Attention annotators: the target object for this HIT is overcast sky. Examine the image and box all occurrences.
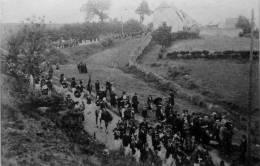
[0,0,259,26]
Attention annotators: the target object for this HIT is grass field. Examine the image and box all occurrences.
[168,35,259,52]
[140,37,259,112]
[138,37,260,147]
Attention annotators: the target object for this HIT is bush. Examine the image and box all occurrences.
[150,63,161,67]
[167,66,191,79]
[151,22,172,47]
[166,50,259,60]
[171,31,200,41]
[100,37,113,47]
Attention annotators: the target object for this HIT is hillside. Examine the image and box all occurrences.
[1,74,86,165]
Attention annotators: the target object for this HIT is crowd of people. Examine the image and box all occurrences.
[77,62,88,74]
[111,91,230,165]
[33,66,247,166]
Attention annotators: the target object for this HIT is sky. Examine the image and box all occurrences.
[0,0,259,26]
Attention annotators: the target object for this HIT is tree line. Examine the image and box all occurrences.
[45,19,145,42]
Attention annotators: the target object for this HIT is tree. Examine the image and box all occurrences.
[123,19,143,34]
[151,22,172,47]
[135,1,152,23]
[236,15,251,34]
[80,0,111,22]
[5,16,50,80]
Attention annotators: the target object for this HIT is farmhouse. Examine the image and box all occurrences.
[151,3,199,33]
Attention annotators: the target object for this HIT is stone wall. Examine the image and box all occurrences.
[167,50,259,60]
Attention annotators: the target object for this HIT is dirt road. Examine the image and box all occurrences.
[55,37,230,165]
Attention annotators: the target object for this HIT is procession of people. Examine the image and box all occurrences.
[32,64,247,166]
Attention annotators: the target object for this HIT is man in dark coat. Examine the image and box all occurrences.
[87,82,92,95]
[142,106,148,119]
[239,134,247,163]
[46,79,53,91]
[83,63,88,73]
[59,74,65,85]
[122,130,131,148]
[132,93,139,113]
[155,104,164,121]
[138,128,147,145]
[77,80,84,93]
[48,66,53,79]
[40,76,46,88]
[110,92,117,107]
[87,76,92,91]
[95,80,100,94]
[169,91,175,106]
[71,77,77,88]
[105,81,112,96]
[147,95,153,110]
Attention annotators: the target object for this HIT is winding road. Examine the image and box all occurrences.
[54,37,230,166]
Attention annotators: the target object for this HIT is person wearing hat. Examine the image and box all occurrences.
[85,92,92,105]
[142,106,148,119]
[105,81,112,96]
[95,80,100,95]
[41,82,49,95]
[77,80,84,93]
[71,77,77,89]
[40,75,46,88]
[155,103,164,121]
[239,134,247,163]
[139,118,148,132]
[110,91,117,107]
[152,133,161,153]
[66,94,75,109]
[132,93,139,113]
[169,90,175,106]
[59,74,65,85]
[147,95,153,110]
[48,65,53,79]
[122,129,132,155]
[87,78,92,95]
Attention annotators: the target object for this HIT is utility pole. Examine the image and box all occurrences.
[247,9,254,166]
[121,8,128,35]
[121,15,124,35]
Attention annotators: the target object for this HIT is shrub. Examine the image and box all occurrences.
[151,22,172,47]
[150,63,161,67]
[100,37,113,47]
[167,66,191,79]
[171,31,200,40]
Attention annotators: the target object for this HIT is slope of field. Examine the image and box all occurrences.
[139,35,259,111]
[168,36,259,52]
[58,38,207,114]
[60,43,105,63]
[137,36,260,150]
[1,74,87,166]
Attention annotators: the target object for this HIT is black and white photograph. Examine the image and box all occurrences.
[0,0,259,165]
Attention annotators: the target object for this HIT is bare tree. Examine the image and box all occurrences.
[135,1,152,23]
[80,0,111,22]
